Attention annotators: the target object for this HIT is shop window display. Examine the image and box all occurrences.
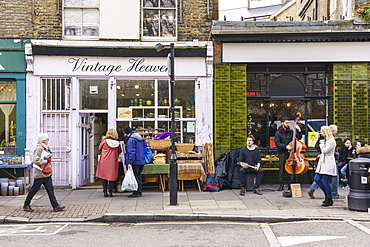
[80,80,108,110]
[116,80,195,143]
[0,81,17,152]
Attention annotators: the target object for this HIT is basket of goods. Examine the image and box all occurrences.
[176,143,195,153]
[149,139,171,149]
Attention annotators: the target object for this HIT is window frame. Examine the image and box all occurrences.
[141,0,177,41]
[62,0,100,40]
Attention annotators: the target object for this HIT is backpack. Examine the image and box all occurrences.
[203,174,220,192]
[144,146,153,164]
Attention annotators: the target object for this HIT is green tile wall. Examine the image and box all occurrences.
[214,63,247,158]
[332,63,369,143]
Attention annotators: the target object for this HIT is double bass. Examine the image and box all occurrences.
[285,112,309,175]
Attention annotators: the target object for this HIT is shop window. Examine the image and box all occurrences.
[142,0,176,39]
[248,100,326,149]
[42,79,70,110]
[80,80,108,110]
[116,79,195,143]
[0,81,16,149]
[247,63,329,149]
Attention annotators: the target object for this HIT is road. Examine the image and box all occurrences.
[0,220,369,246]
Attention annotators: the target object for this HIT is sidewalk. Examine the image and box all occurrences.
[1,184,369,224]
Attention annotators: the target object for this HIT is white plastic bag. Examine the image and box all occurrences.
[122,167,138,191]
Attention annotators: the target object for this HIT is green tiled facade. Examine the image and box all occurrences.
[332,63,369,143]
[214,63,247,158]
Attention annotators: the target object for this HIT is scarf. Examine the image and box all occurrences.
[278,126,291,137]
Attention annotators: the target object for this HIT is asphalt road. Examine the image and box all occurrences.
[0,220,369,247]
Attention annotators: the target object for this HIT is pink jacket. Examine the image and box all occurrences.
[96,139,122,181]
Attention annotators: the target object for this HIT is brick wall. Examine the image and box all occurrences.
[177,0,218,41]
[0,0,62,39]
[332,63,369,143]
[213,63,247,158]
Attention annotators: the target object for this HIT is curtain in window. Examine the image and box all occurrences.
[0,82,16,143]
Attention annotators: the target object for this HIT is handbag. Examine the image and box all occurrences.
[122,167,138,191]
[42,167,52,174]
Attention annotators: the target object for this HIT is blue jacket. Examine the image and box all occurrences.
[126,132,146,165]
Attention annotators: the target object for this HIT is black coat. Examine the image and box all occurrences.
[214,148,243,189]
[274,127,302,154]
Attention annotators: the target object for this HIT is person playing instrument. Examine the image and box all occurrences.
[274,117,302,191]
[314,126,337,207]
[238,135,264,196]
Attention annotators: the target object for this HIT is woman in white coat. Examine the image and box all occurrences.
[314,126,337,207]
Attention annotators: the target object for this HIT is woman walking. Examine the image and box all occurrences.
[314,126,337,207]
[96,128,122,197]
[23,133,65,212]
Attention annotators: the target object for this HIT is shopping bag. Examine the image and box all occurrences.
[122,167,138,191]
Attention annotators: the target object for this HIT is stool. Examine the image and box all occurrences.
[246,173,255,191]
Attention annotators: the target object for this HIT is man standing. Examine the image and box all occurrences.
[239,136,264,195]
[124,126,146,198]
[274,117,302,191]
[307,124,344,199]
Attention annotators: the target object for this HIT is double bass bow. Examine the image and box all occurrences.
[285,112,309,175]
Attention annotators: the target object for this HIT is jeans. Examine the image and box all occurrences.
[131,165,144,194]
[341,164,348,179]
[314,173,333,199]
[239,167,264,188]
[24,176,59,208]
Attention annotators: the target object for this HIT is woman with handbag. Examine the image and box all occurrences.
[23,133,65,212]
[96,128,122,197]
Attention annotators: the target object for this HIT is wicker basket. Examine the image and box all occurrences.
[143,175,159,183]
[149,139,171,149]
[176,143,195,153]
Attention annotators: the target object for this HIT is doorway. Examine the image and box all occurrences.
[78,113,107,187]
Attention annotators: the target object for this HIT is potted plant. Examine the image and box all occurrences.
[355,4,370,23]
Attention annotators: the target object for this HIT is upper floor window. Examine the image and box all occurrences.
[142,0,176,39]
[63,0,100,37]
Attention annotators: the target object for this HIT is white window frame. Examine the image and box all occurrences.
[62,0,100,40]
[141,0,177,41]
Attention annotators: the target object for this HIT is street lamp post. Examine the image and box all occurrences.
[155,43,178,205]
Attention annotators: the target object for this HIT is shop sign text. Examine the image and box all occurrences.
[68,57,168,76]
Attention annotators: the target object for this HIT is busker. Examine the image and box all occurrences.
[238,135,264,196]
[274,117,302,191]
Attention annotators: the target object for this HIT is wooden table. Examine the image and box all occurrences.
[0,164,32,195]
[178,163,206,192]
[142,164,169,192]
[141,163,206,192]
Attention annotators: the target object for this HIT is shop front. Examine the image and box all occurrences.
[212,21,370,159]
[26,41,213,188]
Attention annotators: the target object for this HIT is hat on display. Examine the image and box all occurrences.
[124,126,132,134]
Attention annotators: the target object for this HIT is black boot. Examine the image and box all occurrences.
[102,179,108,197]
[321,198,333,207]
[108,190,113,197]
[278,184,284,191]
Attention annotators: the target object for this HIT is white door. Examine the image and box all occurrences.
[42,113,71,187]
[79,113,90,186]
